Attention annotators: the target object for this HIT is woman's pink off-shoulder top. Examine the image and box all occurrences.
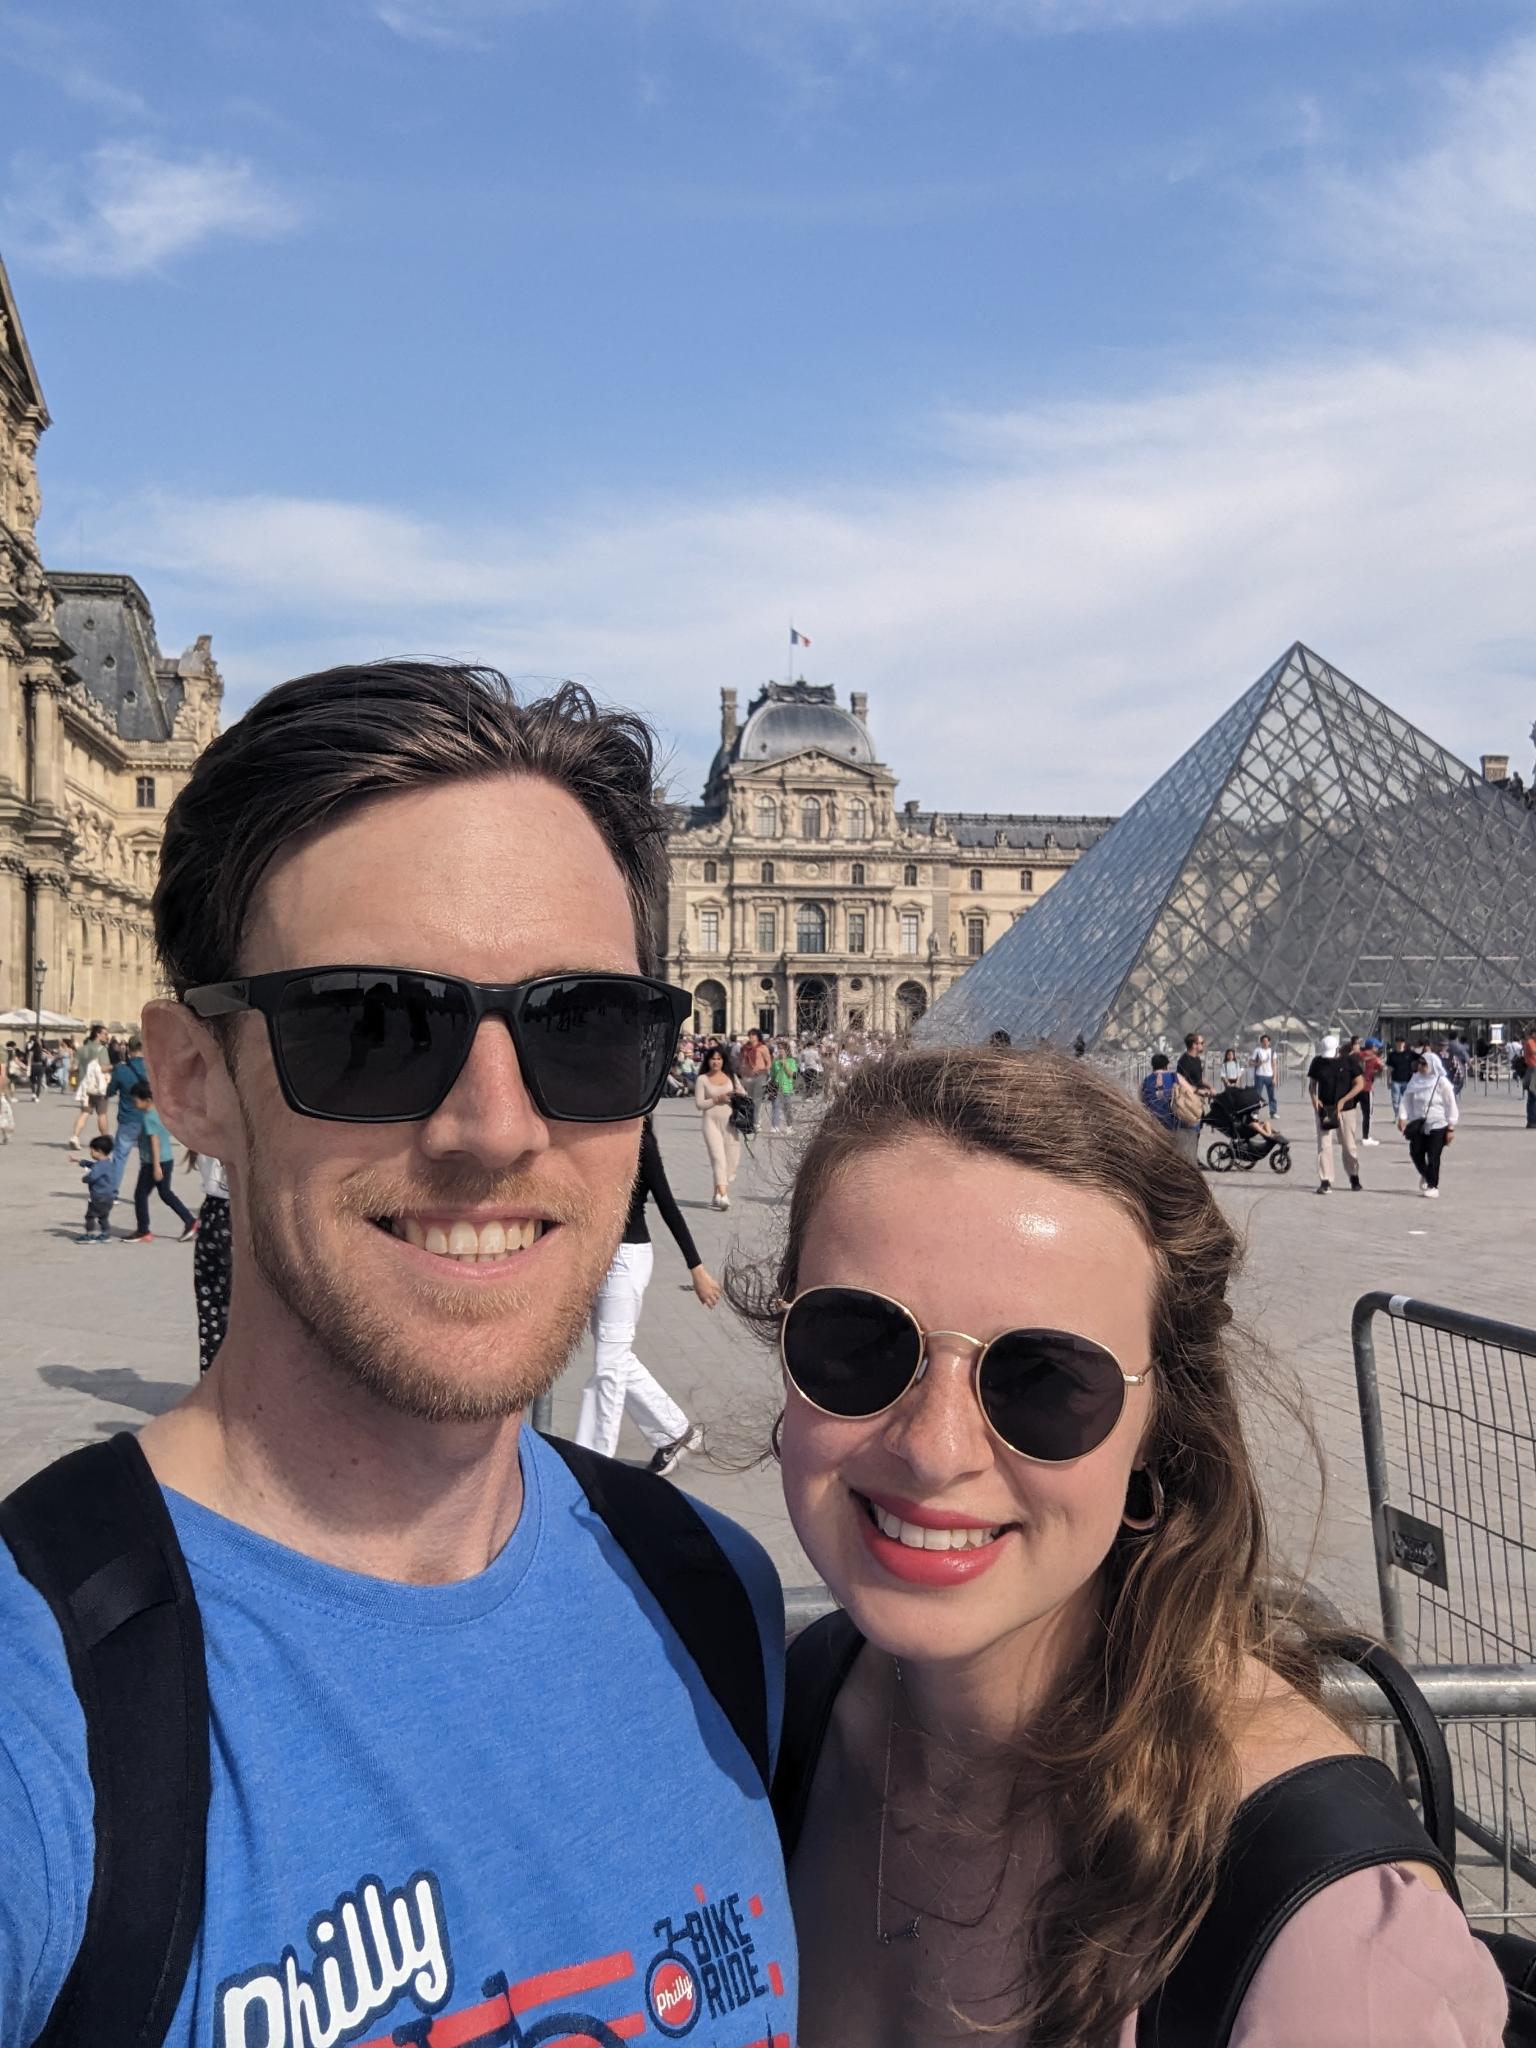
[1116,1865,1509,2046]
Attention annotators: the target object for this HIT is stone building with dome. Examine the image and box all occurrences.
[662,678,1115,1038]
[1,252,222,1025]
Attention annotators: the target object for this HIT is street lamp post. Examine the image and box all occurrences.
[32,957,47,1102]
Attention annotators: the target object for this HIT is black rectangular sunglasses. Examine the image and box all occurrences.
[183,966,693,1125]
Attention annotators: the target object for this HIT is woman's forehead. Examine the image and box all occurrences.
[801,1137,1157,1338]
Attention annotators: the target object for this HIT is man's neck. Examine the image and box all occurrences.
[138,1332,527,1587]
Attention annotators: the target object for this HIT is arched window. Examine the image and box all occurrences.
[755,796,779,840]
[800,797,822,841]
[847,799,867,841]
[851,861,866,887]
[795,903,827,954]
[1020,868,1034,891]
[903,863,918,887]
[703,860,717,883]
[969,868,983,892]
[761,859,775,884]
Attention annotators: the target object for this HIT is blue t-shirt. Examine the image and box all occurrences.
[0,1431,797,2048]
[136,1106,175,1164]
[106,1056,149,1136]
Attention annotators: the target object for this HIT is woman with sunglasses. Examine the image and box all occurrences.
[695,1043,746,1211]
[751,1047,1504,2047]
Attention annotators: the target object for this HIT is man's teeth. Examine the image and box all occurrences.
[870,1502,1000,1551]
[394,1217,546,1262]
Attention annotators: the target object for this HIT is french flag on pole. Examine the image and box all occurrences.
[790,627,811,647]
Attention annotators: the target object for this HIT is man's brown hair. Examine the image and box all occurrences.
[154,661,670,991]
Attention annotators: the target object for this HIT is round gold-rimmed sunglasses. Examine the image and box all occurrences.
[778,1284,1149,1464]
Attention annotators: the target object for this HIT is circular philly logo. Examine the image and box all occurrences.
[645,1950,701,2038]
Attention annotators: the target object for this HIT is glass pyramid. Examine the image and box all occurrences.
[917,643,1536,1060]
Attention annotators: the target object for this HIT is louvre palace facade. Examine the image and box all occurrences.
[661,679,1115,1038]
[1,252,222,1025]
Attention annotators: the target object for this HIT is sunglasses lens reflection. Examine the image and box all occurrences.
[782,1288,922,1417]
[979,1330,1127,1461]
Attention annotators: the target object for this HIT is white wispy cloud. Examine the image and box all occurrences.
[4,142,299,279]
[1305,33,1536,317]
[77,330,1536,814]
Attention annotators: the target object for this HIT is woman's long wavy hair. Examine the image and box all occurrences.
[732,1044,1341,2047]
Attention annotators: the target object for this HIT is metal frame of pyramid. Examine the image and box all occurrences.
[917,644,1536,1060]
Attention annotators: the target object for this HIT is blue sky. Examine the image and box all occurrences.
[4,0,1535,811]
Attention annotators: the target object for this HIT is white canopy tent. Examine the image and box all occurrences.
[0,1008,90,1032]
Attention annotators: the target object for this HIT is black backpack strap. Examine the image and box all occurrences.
[1136,1754,1458,2048]
[1327,1632,1459,1859]
[540,1435,770,1792]
[771,1608,864,1860]
[0,1431,209,2048]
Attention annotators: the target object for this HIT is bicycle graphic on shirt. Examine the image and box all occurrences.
[390,1971,628,2048]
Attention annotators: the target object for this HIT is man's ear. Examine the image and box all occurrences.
[141,999,243,1158]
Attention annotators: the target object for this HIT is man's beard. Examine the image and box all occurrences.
[238,1104,619,1424]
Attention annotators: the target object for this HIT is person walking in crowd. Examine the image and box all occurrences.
[1386,1036,1416,1120]
[695,1042,746,1209]
[0,661,794,2048]
[574,1114,718,1475]
[188,1152,232,1371]
[1219,1046,1243,1088]
[1176,1030,1210,1096]
[1139,1049,1180,1133]
[69,1033,111,1152]
[1308,1031,1366,1194]
[798,1036,824,1098]
[1250,1032,1278,1117]
[1171,1031,1211,1162]
[769,1036,799,1131]
[1352,1035,1384,1145]
[737,1026,772,1125]
[126,1079,199,1244]
[1523,1024,1536,1129]
[760,1046,1505,2047]
[78,1134,116,1242]
[1398,1052,1459,1199]
[104,1033,150,1193]
[27,1037,46,1103]
[1444,1032,1470,1096]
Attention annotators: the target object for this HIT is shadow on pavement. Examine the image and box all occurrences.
[38,1364,188,1417]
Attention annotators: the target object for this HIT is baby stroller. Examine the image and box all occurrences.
[1204,1085,1291,1174]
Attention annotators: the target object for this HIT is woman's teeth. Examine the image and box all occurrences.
[388,1217,546,1262]
[868,1501,1001,1551]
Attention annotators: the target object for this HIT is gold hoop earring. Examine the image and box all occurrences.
[1121,1466,1164,1536]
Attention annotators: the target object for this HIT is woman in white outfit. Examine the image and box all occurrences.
[695,1045,745,1210]
[575,1115,721,1475]
[1398,1053,1459,1198]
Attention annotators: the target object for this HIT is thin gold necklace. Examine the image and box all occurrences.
[876,1659,1012,1947]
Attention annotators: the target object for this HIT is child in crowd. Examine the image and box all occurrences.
[127,1080,199,1244]
[80,1134,116,1241]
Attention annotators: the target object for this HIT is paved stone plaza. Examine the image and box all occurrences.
[2,1076,1533,1626]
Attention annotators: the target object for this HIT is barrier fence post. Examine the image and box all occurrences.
[1351,1289,1407,1654]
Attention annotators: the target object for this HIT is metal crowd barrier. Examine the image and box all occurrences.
[1351,1292,1536,1905]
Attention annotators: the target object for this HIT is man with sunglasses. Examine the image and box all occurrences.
[0,663,797,2048]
